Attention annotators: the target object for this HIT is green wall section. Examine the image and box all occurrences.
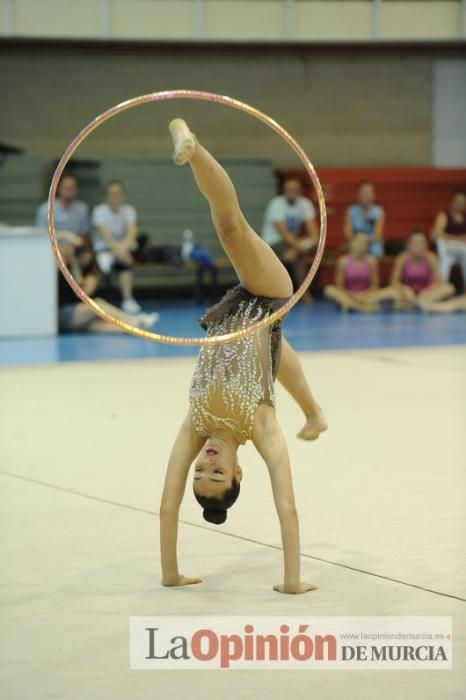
[1,154,276,251]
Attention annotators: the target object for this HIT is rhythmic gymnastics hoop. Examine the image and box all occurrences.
[48,90,327,346]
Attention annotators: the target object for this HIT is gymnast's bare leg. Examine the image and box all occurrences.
[278,337,327,440]
[170,118,293,300]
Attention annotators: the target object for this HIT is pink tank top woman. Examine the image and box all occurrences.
[343,254,372,293]
[401,253,433,294]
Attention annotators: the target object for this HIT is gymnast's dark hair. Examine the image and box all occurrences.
[193,476,241,525]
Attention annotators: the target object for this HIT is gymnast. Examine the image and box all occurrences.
[159,119,327,595]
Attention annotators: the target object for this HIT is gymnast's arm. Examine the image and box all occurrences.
[159,412,206,587]
[252,405,318,595]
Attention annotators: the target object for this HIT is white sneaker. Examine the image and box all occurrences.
[135,312,160,330]
[122,298,142,314]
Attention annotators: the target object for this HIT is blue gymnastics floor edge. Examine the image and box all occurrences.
[1,300,465,367]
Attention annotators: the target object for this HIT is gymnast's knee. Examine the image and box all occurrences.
[214,213,244,241]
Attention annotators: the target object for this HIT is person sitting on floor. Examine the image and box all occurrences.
[324,233,394,312]
[58,237,158,334]
[387,230,455,310]
[431,190,466,288]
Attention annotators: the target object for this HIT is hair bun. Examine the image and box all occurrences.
[203,508,227,525]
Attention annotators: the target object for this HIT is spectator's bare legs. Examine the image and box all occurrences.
[169,119,293,299]
[382,283,455,309]
[416,282,455,307]
[324,285,379,312]
[68,298,154,333]
[119,270,134,303]
[69,298,131,332]
[387,284,417,309]
[86,320,124,333]
[358,287,403,305]
[418,293,466,313]
[277,337,327,440]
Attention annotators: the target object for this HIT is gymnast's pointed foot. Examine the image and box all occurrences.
[297,408,328,441]
[169,118,196,165]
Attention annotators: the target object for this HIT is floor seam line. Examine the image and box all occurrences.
[1,468,464,603]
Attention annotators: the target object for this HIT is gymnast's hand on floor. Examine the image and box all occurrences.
[273,582,318,594]
[161,574,203,587]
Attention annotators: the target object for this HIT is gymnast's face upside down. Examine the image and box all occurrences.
[192,434,243,525]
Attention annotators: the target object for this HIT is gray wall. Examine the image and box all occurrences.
[432,59,466,166]
[1,45,451,167]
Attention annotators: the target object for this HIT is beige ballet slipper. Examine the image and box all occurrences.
[168,118,196,166]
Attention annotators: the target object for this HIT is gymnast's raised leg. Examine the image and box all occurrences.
[169,118,293,300]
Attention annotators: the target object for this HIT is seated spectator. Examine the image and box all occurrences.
[431,191,466,287]
[261,176,318,302]
[58,238,158,333]
[344,181,385,258]
[388,231,454,309]
[36,172,89,246]
[324,233,393,312]
[68,237,100,296]
[91,180,142,314]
